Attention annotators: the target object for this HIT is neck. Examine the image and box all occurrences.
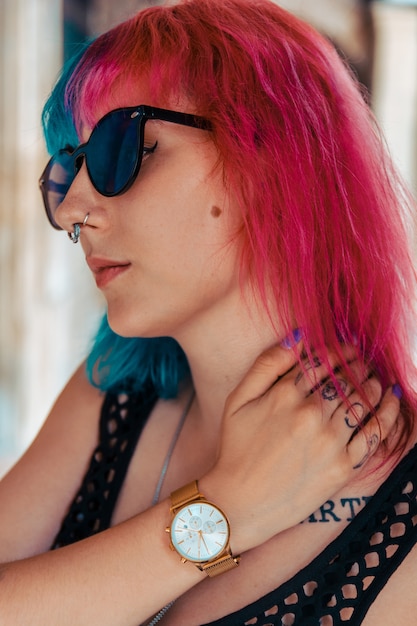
[173,288,283,428]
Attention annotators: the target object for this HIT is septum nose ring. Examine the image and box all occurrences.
[68,223,81,243]
[67,213,89,244]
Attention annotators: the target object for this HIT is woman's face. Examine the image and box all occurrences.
[54,99,243,340]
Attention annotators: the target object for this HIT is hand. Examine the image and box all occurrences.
[202,338,400,553]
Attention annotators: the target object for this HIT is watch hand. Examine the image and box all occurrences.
[200,532,210,554]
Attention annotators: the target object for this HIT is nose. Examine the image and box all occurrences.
[53,161,97,232]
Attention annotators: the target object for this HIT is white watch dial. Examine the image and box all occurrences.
[171,502,229,563]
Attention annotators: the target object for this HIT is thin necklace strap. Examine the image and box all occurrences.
[151,389,195,506]
[145,389,195,626]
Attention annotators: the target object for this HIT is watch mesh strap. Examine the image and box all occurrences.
[200,554,240,577]
[170,480,201,511]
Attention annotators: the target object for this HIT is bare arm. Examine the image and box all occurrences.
[0,364,103,562]
[0,499,205,626]
[0,344,399,625]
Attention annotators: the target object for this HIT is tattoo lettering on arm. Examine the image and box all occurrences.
[307,499,342,522]
[303,496,372,523]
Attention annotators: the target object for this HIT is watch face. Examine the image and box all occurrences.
[171,502,230,563]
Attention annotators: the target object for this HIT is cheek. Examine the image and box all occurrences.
[118,136,243,280]
[135,162,240,250]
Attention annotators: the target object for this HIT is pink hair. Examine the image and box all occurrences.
[65,0,417,449]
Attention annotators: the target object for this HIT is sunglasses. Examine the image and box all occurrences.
[39,105,212,230]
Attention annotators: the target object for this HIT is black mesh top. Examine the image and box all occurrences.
[52,388,417,625]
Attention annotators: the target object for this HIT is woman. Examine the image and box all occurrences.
[1,0,416,624]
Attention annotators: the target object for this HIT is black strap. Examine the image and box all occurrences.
[51,385,157,548]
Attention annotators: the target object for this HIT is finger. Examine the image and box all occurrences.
[370,384,402,441]
[226,338,303,412]
[347,386,401,469]
[315,375,351,404]
[293,346,363,396]
[295,361,371,422]
[331,376,382,434]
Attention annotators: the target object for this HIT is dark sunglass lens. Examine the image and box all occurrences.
[44,151,76,224]
[87,110,141,195]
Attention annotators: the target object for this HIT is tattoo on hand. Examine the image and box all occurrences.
[344,402,365,429]
[321,378,347,401]
[353,433,380,470]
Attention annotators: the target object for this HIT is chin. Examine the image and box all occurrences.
[106,319,155,339]
[106,309,175,340]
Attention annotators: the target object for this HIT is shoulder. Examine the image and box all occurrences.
[27,362,105,462]
[5,361,104,474]
[0,363,104,560]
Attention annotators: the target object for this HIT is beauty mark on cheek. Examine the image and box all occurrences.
[210,205,222,218]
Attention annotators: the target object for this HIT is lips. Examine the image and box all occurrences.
[86,256,131,289]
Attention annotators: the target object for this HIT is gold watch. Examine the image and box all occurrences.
[166,480,240,577]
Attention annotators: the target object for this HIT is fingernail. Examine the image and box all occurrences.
[392,383,403,400]
[281,328,303,349]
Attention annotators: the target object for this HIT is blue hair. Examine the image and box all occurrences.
[86,318,190,397]
[41,44,86,154]
[42,43,190,399]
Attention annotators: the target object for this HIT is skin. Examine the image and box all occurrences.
[0,97,415,625]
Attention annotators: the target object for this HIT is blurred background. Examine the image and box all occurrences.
[0,0,416,476]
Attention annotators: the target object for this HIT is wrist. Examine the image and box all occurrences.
[197,472,254,556]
